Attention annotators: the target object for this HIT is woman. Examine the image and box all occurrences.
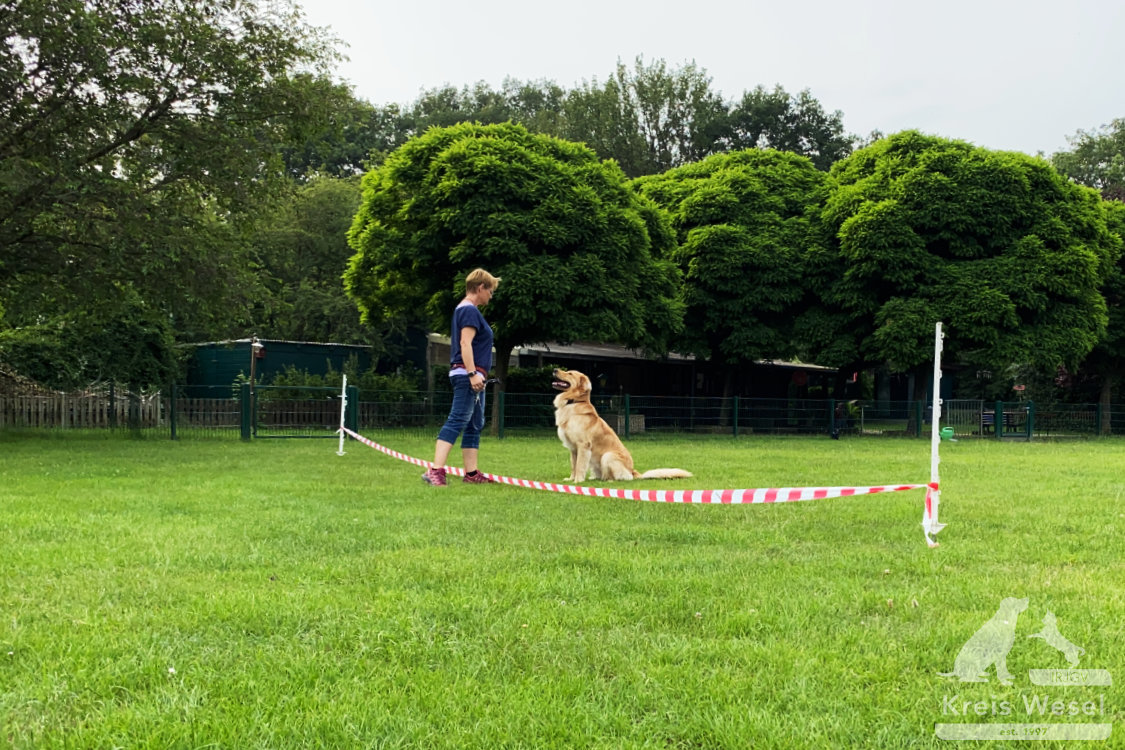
[422,268,501,487]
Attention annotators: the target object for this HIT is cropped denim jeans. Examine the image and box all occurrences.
[437,374,485,449]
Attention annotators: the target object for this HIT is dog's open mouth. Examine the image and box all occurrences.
[551,379,569,391]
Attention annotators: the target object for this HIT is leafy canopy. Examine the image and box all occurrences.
[344,122,684,374]
[249,176,368,343]
[564,56,728,178]
[634,149,830,365]
[722,85,856,171]
[1078,201,1125,390]
[1052,118,1125,202]
[820,131,1120,372]
[387,60,856,180]
[0,0,336,342]
[0,288,179,390]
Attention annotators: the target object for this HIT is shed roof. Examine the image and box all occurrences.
[427,334,836,371]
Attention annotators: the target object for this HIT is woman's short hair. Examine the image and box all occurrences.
[465,268,501,293]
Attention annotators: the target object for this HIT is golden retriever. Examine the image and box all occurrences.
[552,368,692,482]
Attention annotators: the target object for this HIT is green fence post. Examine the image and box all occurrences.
[1095,403,1103,436]
[914,400,923,438]
[828,398,836,437]
[624,394,631,439]
[733,395,739,438]
[346,386,359,432]
[240,383,252,441]
[994,400,1003,440]
[170,384,178,441]
[1026,400,1035,441]
[498,390,505,440]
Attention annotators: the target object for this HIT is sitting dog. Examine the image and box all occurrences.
[552,368,692,482]
[939,596,1029,685]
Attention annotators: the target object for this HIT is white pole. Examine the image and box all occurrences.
[336,374,348,456]
[924,322,947,545]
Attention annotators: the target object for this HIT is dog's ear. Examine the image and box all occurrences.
[579,374,591,393]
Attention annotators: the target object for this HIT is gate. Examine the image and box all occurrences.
[249,384,357,439]
[942,400,986,437]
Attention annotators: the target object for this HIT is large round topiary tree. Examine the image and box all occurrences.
[634,149,832,398]
[816,131,1120,384]
[344,122,684,396]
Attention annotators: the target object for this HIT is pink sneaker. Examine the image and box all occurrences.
[462,471,494,484]
[421,467,447,487]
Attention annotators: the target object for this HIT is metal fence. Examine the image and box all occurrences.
[167,384,241,439]
[3,386,1124,439]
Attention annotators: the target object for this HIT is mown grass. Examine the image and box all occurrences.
[1,431,1123,749]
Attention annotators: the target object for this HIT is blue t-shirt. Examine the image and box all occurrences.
[449,302,493,372]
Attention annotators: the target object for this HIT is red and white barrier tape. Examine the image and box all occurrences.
[339,426,936,506]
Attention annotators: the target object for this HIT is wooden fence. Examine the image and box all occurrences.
[0,392,163,429]
[176,398,240,428]
[257,399,341,430]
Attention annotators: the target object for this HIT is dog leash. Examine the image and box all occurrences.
[474,377,499,407]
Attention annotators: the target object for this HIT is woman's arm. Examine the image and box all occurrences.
[459,326,485,390]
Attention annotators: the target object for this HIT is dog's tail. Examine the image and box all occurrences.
[637,468,693,480]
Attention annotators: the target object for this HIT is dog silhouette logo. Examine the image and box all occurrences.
[1028,611,1085,667]
[939,596,1029,685]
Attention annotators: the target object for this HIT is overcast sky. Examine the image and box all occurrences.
[299,0,1123,157]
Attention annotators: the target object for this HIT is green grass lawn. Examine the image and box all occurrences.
[2,431,1123,749]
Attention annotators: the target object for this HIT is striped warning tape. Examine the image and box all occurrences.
[339,427,936,505]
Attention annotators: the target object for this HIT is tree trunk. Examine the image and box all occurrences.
[489,339,514,437]
[717,366,736,427]
[1100,374,1114,435]
[127,388,142,431]
[906,364,930,436]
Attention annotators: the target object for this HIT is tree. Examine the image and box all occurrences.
[1077,200,1125,426]
[279,78,413,178]
[404,78,569,143]
[816,131,1120,389]
[634,149,831,399]
[249,175,370,343]
[0,288,179,391]
[343,122,684,404]
[246,173,422,365]
[564,57,728,177]
[0,0,338,350]
[1052,118,1125,202]
[1049,119,1125,422]
[327,62,856,181]
[722,85,856,170]
[408,84,490,130]
[499,78,569,138]
[562,75,649,177]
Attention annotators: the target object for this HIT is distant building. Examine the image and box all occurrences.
[425,334,840,399]
[184,338,374,388]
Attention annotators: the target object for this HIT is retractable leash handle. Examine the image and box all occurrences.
[474,378,499,405]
